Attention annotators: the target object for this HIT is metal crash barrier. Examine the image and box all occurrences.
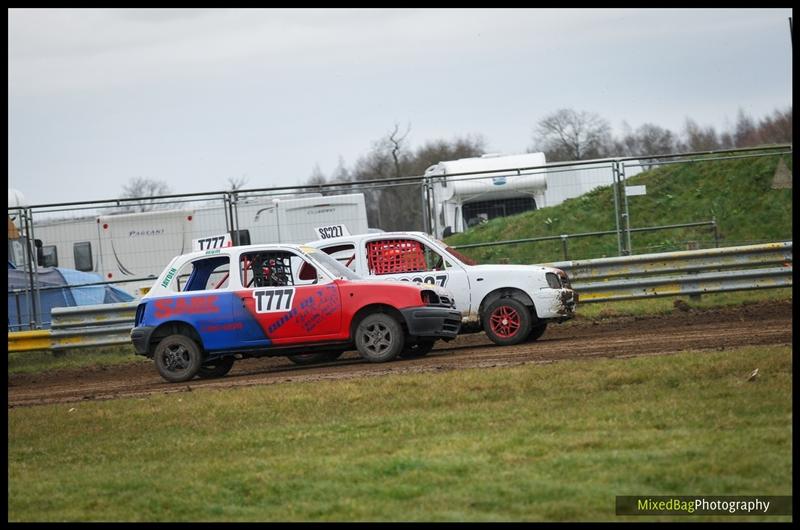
[8,302,138,353]
[7,242,793,353]
[544,242,792,303]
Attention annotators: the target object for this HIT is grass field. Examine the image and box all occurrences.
[8,344,792,522]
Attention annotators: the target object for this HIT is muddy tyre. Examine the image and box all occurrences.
[399,339,435,359]
[482,298,532,346]
[355,313,404,363]
[526,322,548,342]
[287,351,344,365]
[197,356,235,379]
[153,334,204,383]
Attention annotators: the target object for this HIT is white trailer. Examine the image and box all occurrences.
[424,153,645,238]
[28,193,370,295]
[424,153,548,238]
[542,158,644,208]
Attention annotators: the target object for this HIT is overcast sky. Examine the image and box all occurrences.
[8,8,793,207]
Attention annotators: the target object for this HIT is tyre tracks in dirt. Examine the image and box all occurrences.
[8,300,792,408]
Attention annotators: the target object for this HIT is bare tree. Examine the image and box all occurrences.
[678,118,721,152]
[225,175,250,203]
[753,107,792,145]
[532,109,612,161]
[119,177,172,212]
[614,122,678,168]
[733,109,760,147]
[348,129,484,231]
[385,122,411,179]
[227,175,249,192]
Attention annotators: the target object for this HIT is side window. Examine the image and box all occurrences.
[73,242,93,272]
[320,243,357,272]
[40,245,58,267]
[366,239,445,276]
[167,256,230,292]
[290,255,320,286]
[239,251,298,288]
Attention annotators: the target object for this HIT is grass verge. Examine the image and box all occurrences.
[8,345,147,376]
[572,288,792,319]
[8,344,792,522]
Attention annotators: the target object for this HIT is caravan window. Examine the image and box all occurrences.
[73,242,93,272]
[40,245,58,268]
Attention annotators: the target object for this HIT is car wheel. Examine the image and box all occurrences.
[527,322,548,342]
[399,339,435,359]
[355,313,404,363]
[153,334,203,383]
[287,351,344,365]
[482,298,532,346]
[197,356,235,378]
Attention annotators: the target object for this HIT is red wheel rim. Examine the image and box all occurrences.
[490,305,521,338]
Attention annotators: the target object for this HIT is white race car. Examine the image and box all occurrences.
[305,231,577,345]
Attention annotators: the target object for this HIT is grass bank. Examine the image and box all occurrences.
[8,344,792,522]
[446,153,792,264]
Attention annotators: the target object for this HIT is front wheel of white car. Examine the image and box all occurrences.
[482,298,532,346]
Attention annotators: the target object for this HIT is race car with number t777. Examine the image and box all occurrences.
[305,231,577,346]
[130,243,461,382]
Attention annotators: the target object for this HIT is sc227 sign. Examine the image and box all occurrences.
[315,224,350,240]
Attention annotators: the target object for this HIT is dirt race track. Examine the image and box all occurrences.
[8,300,792,408]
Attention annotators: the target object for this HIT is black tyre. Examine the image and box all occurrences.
[355,313,404,363]
[399,339,435,359]
[526,322,548,342]
[197,356,235,379]
[482,297,532,346]
[287,351,344,365]
[153,334,203,383]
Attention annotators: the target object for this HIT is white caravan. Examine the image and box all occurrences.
[424,152,548,239]
[424,153,645,239]
[28,193,370,295]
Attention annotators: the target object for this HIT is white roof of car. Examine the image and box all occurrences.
[305,231,432,248]
[176,243,321,262]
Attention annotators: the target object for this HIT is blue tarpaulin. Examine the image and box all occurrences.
[8,266,134,330]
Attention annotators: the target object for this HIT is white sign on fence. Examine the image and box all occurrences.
[625,185,647,196]
[192,233,233,251]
